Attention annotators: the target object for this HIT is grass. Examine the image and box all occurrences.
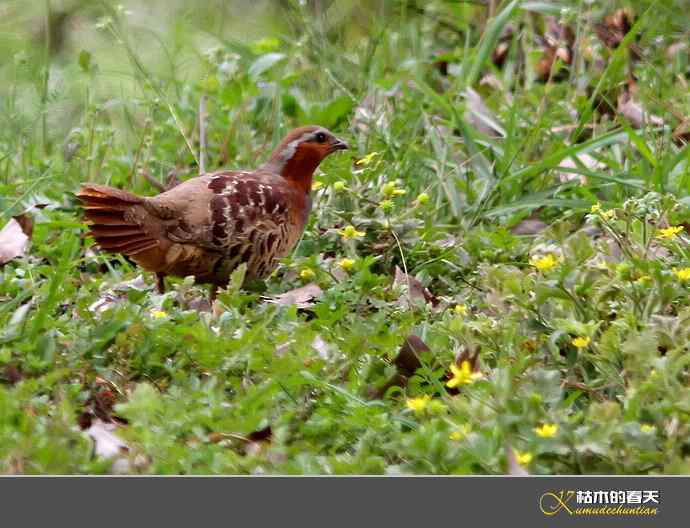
[1,0,690,474]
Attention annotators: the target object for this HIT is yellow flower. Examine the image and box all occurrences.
[530,254,560,272]
[534,423,558,438]
[449,424,472,441]
[673,267,690,281]
[381,182,407,197]
[416,192,430,205]
[311,181,323,191]
[446,360,483,388]
[299,268,315,280]
[379,199,394,211]
[640,424,656,434]
[355,152,379,166]
[151,310,168,319]
[453,304,468,316]
[338,258,356,271]
[571,336,591,348]
[333,180,347,191]
[406,395,431,413]
[338,225,366,240]
[658,226,684,239]
[635,275,651,285]
[515,451,533,465]
[590,203,615,220]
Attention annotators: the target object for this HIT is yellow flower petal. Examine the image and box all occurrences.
[446,360,482,388]
[449,424,471,441]
[453,304,468,316]
[673,267,690,281]
[534,423,558,438]
[516,451,533,465]
[151,310,168,319]
[658,226,684,239]
[571,336,591,348]
[338,225,366,240]
[299,268,315,280]
[529,254,560,272]
[339,258,356,271]
[406,395,431,412]
[356,152,379,166]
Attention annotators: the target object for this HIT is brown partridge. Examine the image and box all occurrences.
[78,126,348,295]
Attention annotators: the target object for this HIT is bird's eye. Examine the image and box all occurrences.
[315,132,327,143]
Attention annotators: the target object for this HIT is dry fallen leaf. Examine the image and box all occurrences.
[2,364,22,385]
[393,266,439,307]
[506,444,530,476]
[595,9,642,59]
[311,334,334,360]
[511,218,548,236]
[0,217,30,265]
[464,88,505,138]
[491,25,515,68]
[557,153,604,184]
[352,91,393,136]
[672,120,690,145]
[369,335,429,399]
[666,41,688,60]
[84,417,129,459]
[618,90,664,129]
[536,17,575,82]
[265,283,323,308]
[88,274,153,314]
[394,335,427,376]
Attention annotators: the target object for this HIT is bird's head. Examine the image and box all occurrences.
[263,126,348,194]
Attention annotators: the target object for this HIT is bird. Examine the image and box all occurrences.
[77,125,348,298]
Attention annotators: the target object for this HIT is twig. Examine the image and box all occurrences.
[199,94,208,175]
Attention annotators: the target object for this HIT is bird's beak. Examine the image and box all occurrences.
[329,138,349,153]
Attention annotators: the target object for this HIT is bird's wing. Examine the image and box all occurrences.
[150,171,304,273]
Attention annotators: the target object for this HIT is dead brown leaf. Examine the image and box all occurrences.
[0,217,31,265]
[2,364,22,385]
[672,120,690,145]
[491,25,515,68]
[511,218,547,236]
[394,335,427,376]
[464,88,505,138]
[369,335,430,399]
[506,444,530,476]
[536,17,575,82]
[265,283,323,309]
[618,88,664,129]
[595,9,642,59]
[352,90,394,136]
[557,153,604,184]
[666,41,688,60]
[84,418,129,459]
[393,266,438,307]
[88,274,153,314]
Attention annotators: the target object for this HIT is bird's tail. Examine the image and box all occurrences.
[77,184,159,256]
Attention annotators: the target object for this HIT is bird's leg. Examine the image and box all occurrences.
[210,284,218,302]
[155,272,166,294]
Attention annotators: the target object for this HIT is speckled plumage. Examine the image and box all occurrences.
[78,126,347,294]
